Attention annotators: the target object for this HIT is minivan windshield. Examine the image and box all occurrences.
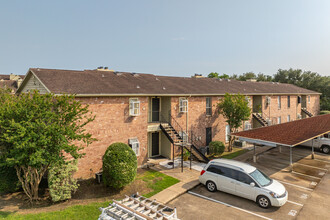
[249,169,272,187]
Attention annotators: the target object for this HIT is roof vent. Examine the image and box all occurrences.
[155,77,159,80]
[131,72,139,77]
[136,85,140,89]
[224,79,230,82]
[102,74,105,78]
[114,71,122,75]
[276,82,280,84]
[163,87,166,90]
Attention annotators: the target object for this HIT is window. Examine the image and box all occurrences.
[206,97,212,116]
[129,98,140,116]
[249,169,272,187]
[225,125,230,143]
[287,115,290,122]
[237,172,256,185]
[179,98,188,113]
[277,116,281,124]
[221,167,238,180]
[278,96,281,109]
[206,165,223,175]
[308,95,311,104]
[287,96,290,108]
[128,138,140,156]
[244,121,251,130]
[245,96,252,107]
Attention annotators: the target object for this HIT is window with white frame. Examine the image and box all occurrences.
[278,96,281,109]
[287,115,290,122]
[206,97,212,116]
[244,121,251,130]
[245,96,252,107]
[128,138,140,156]
[287,96,290,108]
[308,95,311,104]
[179,97,188,113]
[277,116,281,124]
[129,98,140,116]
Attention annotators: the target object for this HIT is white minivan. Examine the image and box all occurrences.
[199,159,288,208]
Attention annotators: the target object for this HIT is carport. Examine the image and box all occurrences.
[232,114,330,170]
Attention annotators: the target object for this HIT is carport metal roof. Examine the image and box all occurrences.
[232,114,330,147]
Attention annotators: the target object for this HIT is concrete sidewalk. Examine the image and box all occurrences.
[150,165,200,204]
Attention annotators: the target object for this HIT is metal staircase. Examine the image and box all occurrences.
[159,114,209,163]
[252,113,268,127]
[302,108,313,117]
[99,193,179,220]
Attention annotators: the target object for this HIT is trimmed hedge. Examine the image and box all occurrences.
[0,164,21,193]
[209,141,225,155]
[102,142,137,189]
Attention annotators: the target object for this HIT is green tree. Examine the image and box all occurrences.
[217,93,251,151]
[257,73,273,82]
[207,72,219,78]
[238,72,256,81]
[0,91,95,202]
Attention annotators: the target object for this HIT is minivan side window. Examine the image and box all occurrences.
[206,165,223,175]
[237,171,257,185]
[221,167,238,180]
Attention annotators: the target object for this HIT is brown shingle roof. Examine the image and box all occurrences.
[0,80,18,92]
[25,68,319,96]
[232,114,330,146]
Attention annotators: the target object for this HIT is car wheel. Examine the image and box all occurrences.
[321,145,330,154]
[206,181,217,192]
[257,195,271,209]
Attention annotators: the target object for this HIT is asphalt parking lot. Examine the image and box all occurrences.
[168,146,330,220]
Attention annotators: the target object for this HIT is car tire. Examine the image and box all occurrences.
[206,181,217,192]
[257,195,271,209]
[321,145,330,154]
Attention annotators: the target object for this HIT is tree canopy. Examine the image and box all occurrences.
[217,93,251,151]
[209,69,330,110]
[0,91,95,202]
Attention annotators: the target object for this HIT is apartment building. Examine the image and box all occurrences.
[16,68,320,178]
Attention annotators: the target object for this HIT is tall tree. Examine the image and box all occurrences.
[207,72,219,78]
[238,72,256,81]
[217,93,251,151]
[0,91,95,202]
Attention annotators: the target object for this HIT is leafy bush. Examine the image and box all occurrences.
[209,141,225,155]
[48,161,78,202]
[320,110,330,115]
[0,164,21,193]
[102,142,137,189]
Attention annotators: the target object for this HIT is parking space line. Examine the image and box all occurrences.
[287,200,303,207]
[314,159,330,164]
[188,191,273,220]
[295,163,328,171]
[274,179,313,191]
[292,171,321,179]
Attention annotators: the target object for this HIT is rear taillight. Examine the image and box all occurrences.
[200,170,206,176]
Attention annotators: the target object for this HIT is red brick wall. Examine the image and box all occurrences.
[74,96,148,179]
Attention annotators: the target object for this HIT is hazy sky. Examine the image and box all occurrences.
[1,0,330,77]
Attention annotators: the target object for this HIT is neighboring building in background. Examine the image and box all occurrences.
[16,68,321,179]
[0,73,24,93]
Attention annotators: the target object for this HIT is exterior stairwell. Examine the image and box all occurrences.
[302,108,313,117]
[160,123,209,163]
[252,113,268,127]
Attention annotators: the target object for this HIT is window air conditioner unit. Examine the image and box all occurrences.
[297,114,302,119]
[266,119,272,126]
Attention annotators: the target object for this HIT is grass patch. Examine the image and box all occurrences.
[208,147,249,160]
[0,169,179,220]
[139,170,180,198]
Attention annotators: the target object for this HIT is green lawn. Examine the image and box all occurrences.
[0,170,179,220]
[208,147,249,160]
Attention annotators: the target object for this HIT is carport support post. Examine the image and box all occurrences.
[253,144,257,163]
[311,139,315,159]
[290,146,293,172]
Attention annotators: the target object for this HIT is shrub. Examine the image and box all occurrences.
[0,164,21,193]
[48,161,78,202]
[102,142,137,189]
[320,110,330,115]
[209,141,225,155]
